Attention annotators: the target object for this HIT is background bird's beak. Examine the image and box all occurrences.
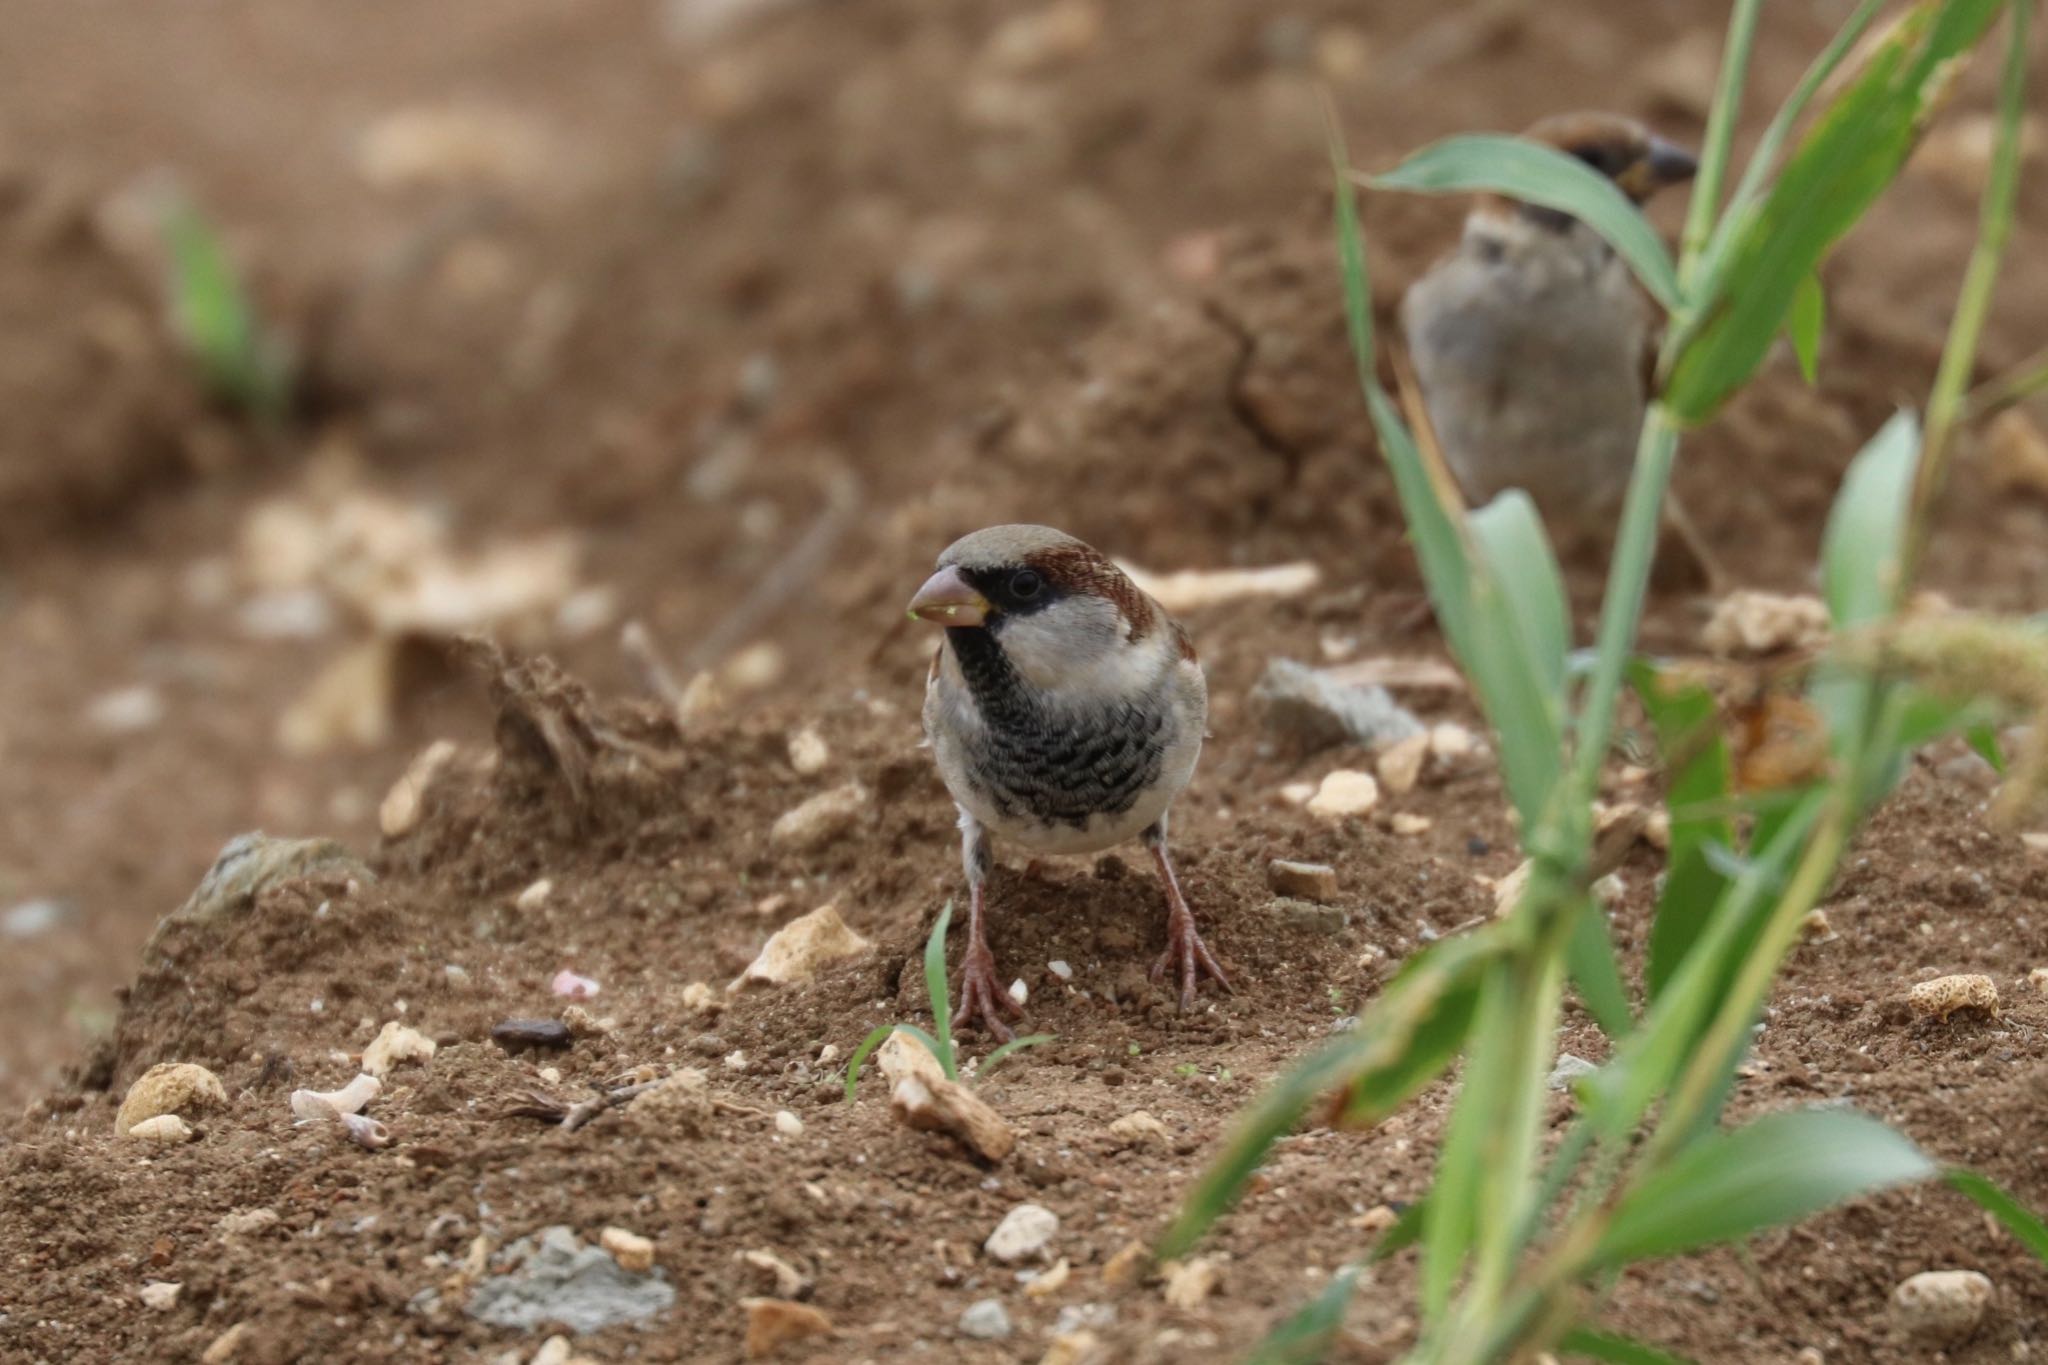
[1619,136,1700,200]
[907,565,990,627]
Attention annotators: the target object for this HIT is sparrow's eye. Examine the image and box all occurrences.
[1008,569,1043,600]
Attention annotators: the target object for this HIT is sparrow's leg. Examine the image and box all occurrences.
[1142,818,1232,1011]
[951,811,1023,1041]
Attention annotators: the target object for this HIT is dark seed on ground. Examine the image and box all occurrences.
[491,1019,573,1050]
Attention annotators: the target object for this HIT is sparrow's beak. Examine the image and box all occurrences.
[1618,137,1699,201]
[907,565,991,628]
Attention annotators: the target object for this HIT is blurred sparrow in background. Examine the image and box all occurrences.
[908,525,1227,1039]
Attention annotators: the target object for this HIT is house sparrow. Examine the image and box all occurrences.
[907,524,1228,1039]
[1401,112,1698,550]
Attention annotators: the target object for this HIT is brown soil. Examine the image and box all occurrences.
[3,3,2047,1363]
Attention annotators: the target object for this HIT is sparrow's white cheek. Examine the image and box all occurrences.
[996,598,1140,696]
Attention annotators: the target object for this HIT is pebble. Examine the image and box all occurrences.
[531,1337,572,1365]
[1907,974,1999,1022]
[1252,659,1424,752]
[729,905,873,991]
[1270,898,1346,937]
[786,726,830,775]
[551,969,601,1000]
[116,1063,227,1133]
[1101,1240,1150,1288]
[200,1323,252,1362]
[1023,1258,1072,1299]
[87,684,165,735]
[1306,770,1380,820]
[1048,960,1073,981]
[516,878,554,910]
[361,1021,437,1077]
[1040,1331,1104,1365]
[600,1226,656,1274]
[139,1280,182,1311]
[769,783,869,851]
[774,1109,804,1137]
[739,1248,811,1299]
[1009,978,1029,1006]
[985,1203,1059,1263]
[1893,1268,1994,1342]
[2029,966,2048,996]
[1267,859,1339,903]
[958,1297,1013,1340]
[1376,732,1431,796]
[492,1019,574,1050]
[217,1208,280,1237]
[1986,410,2048,498]
[1391,813,1433,836]
[466,1226,675,1333]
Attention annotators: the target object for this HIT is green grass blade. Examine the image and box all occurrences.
[1365,135,1680,309]
[1593,1108,1936,1267]
[1244,1267,1361,1365]
[1947,1168,2048,1264]
[1565,893,1633,1038]
[1161,931,1500,1260]
[1561,1327,1698,1364]
[1370,1198,1427,1264]
[1787,275,1826,384]
[1629,662,1737,998]
[842,1025,900,1102]
[1469,492,1570,700]
[1676,0,1763,280]
[1420,959,1515,1323]
[1822,411,1921,629]
[923,902,958,1080]
[163,202,290,419]
[979,1033,1054,1078]
[1664,0,2009,422]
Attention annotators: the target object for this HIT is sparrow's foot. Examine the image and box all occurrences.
[951,939,1025,1042]
[1149,906,1232,1012]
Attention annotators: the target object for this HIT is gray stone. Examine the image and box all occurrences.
[958,1298,1012,1340]
[150,833,372,958]
[1268,897,1347,937]
[1252,659,1424,752]
[466,1226,674,1334]
[1547,1054,1598,1091]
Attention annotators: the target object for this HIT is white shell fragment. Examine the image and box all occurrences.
[291,1073,383,1120]
[126,1115,197,1145]
[339,1113,393,1150]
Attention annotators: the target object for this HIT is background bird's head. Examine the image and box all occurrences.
[906,524,1164,695]
[1475,111,1697,232]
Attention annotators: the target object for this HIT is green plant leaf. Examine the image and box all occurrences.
[1629,661,1737,997]
[1161,931,1501,1260]
[842,1025,899,1102]
[1469,492,1571,701]
[979,1033,1054,1079]
[1370,1198,1427,1263]
[1421,954,1516,1321]
[1245,1267,1360,1365]
[1822,411,1921,629]
[1594,1107,1936,1266]
[1787,274,1825,384]
[1968,723,2007,774]
[1561,1327,1698,1364]
[162,201,291,419]
[1566,894,1634,1039]
[1366,135,1681,309]
[1947,1168,2048,1264]
[1664,0,2010,422]
[924,901,958,1080]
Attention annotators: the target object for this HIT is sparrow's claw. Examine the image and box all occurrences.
[1149,911,1233,1012]
[951,941,1024,1042]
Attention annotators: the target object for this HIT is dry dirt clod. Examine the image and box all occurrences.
[1307,770,1380,820]
[379,738,457,838]
[986,1204,1059,1263]
[1161,1256,1222,1310]
[601,1226,656,1273]
[1907,974,1999,1023]
[1101,1240,1151,1288]
[1893,1268,1994,1343]
[1376,731,1431,796]
[769,782,869,851]
[1985,409,2048,499]
[1107,1110,1170,1148]
[1266,859,1338,903]
[126,1114,196,1145]
[217,1208,280,1237]
[2028,966,2048,996]
[958,1297,1013,1340]
[740,1297,832,1360]
[1702,590,1830,657]
[786,725,830,775]
[361,1020,437,1076]
[1391,812,1433,836]
[729,904,873,991]
[1040,1331,1105,1365]
[115,1062,228,1133]
[773,1109,803,1137]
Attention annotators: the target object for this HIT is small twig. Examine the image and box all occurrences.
[621,620,689,712]
[685,465,861,673]
[499,1080,662,1133]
